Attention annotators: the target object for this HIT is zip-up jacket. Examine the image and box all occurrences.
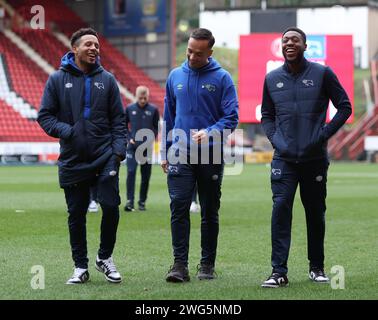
[125,102,159,148]
[38,52,126,187]
[261,59,352,163]
[162,57,239,158]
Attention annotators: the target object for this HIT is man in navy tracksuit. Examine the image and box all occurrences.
[161,28,239,282]
[124,86,159,212]
[261,27,352,288]
[38,28,126,285]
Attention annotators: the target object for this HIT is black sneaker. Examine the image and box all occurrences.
[166,263,190,282]
[138,202,146,211]
[95,256,122,283]
[261,272,289,288]
[124,201,134,212]
[196,264,217,280]
[66,268,90,285]
[309,267,329,283]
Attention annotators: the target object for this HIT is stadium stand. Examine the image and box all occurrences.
[0,99,54,142]
[0,31,53,142]
[9,0,164,112]
[0,32,48,109]
[0,0,168,144]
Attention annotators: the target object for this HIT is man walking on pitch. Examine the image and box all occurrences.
[124,85,159,212]
[161,28,239,282]
[38,28,126,284]
[261,27,352,288]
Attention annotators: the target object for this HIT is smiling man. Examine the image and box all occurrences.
[38,28,126,285]
[260,27,352,288]
[161,28,238,283]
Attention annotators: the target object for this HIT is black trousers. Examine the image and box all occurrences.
[167,162,224,266]
[270,158,329,274]
[63,155,121,269]
[126,146,152,205]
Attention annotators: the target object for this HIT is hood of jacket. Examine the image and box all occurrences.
[180,57,222,113]
[60,51,103,76]
[181,56,221,74]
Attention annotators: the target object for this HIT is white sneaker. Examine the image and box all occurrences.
[309,268,329,283]
[88,200,98,213]
[66,268,90,284]
[95,256,122,283]
[261,272,288,288]
[190,201,200,213]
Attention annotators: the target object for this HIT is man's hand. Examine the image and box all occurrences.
[161,160,168,173]
[129,138,135,144]
[192,129,208,144]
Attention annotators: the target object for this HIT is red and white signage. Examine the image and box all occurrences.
[238,34,354,123]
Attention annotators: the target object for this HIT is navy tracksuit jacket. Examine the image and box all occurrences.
[125,102,159,205]
[261,59,352,274]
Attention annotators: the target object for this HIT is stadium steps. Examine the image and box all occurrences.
[0,54,37,119]
[12,28,67,70]
[347,113,378,160]
[330,106,378,160]
[0,30,48,109]
[328,128,348,156]
[2,28,54,75]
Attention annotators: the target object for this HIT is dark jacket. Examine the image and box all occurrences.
[38,52,126,187]
[125,102,159,148]
[261,59,352,163]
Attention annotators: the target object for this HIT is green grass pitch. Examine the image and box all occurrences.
[0,163,377,300]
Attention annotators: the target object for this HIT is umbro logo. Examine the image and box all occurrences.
[94,82,104,89]
[65,83,72,88]
[272,168,281,175]
[276,82,284,88]
[177,84,183,90]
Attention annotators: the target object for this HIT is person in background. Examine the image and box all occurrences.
[124,85,159,212]
[190,184,200,213]
[88,185,98,213]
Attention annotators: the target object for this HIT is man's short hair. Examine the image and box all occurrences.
[282,27,306,44]
[136,85,149,96]
[190,28,215,48]
[70,28,99,48]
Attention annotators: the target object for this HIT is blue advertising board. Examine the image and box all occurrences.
[304,35,327,60]
[104,0,166,36]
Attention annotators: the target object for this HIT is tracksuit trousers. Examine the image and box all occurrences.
[167,161,224,266]
[63,156,121,269]
[126,145,152,206]
[270,158,329,274]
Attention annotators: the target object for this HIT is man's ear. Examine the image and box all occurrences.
[304,43,307,51]
[208,49,213,57]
